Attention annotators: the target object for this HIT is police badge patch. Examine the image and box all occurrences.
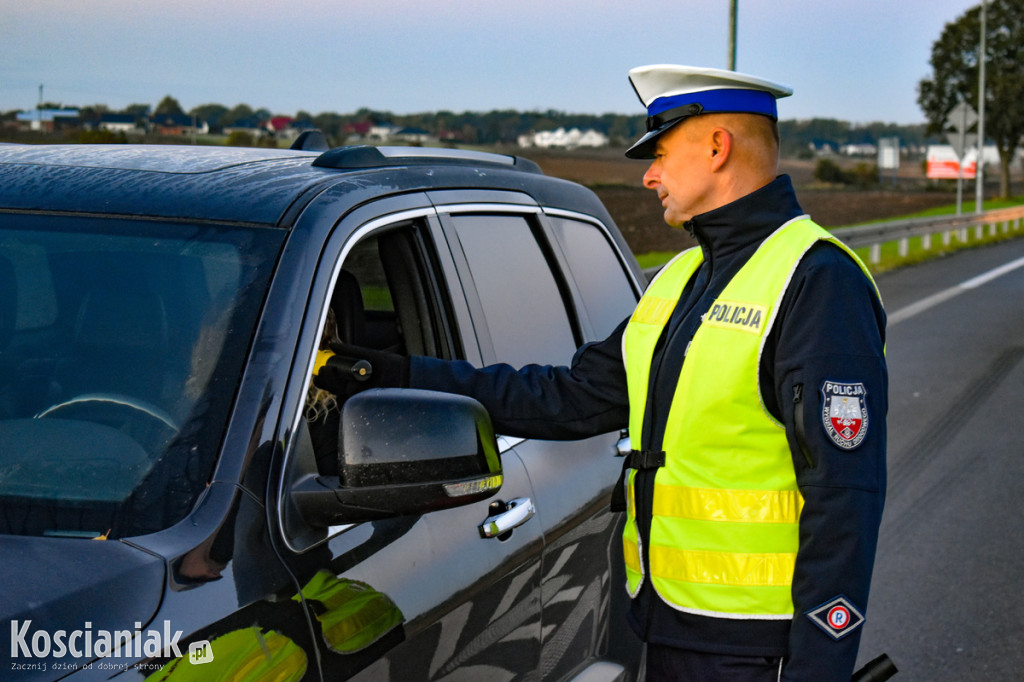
[806,595,865,640]
[820,381,868,450]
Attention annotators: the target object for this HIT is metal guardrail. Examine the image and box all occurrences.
[642,205,1024,280]
[831,205,1024,265]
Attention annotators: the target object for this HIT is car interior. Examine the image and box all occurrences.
[302,224,454,477]
[0,223,275,538]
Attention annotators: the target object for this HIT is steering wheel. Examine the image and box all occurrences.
[35,393,180,454]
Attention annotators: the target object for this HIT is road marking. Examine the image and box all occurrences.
[888,255,1024,326]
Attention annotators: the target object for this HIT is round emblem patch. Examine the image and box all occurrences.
[827,605,851,630]
[820,381,868,450]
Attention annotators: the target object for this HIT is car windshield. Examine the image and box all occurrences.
[0,214,283,538]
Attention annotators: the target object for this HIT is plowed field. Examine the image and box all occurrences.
[524,150,959,255]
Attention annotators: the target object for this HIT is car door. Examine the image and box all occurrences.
[271,197,545,681]
[433,199,643,679]
[532,210,645,678]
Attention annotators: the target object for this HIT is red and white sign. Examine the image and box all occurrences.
[926,144,1000,180]
[926,145,975,179]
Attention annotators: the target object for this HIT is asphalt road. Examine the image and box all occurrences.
[854,236,1024,681]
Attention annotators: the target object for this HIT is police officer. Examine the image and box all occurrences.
[318,64,887,681]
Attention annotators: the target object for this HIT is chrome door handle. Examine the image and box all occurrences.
[479,497,535,539]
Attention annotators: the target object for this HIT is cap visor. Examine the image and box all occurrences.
[625,119,683,159]
[625,130,659,159]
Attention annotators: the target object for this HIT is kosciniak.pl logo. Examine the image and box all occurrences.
[10,620,185,659]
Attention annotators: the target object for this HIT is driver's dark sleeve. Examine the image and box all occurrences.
[408,317,630,440]
[770,245,887,681]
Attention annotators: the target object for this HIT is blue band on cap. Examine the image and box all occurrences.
[648,88,778,119]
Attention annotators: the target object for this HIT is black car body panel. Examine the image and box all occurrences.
[0,142,644,681]
[1,536,165,671]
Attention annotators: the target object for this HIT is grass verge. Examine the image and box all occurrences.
[852,219,1024,273]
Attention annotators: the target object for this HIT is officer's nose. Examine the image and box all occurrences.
[643,163,661,190]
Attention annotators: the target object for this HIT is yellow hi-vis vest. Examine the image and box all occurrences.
[621,217,876,619]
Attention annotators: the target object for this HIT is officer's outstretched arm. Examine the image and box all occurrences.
[408,319,631,440]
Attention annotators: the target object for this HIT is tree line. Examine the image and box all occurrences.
[3,93,932,158]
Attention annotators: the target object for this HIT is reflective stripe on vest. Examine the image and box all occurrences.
[621,217,877,619]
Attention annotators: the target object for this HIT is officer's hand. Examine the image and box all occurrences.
[313,343,408,398]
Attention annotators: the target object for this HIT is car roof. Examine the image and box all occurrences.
[0,143,318,174]
[0,143,584,228]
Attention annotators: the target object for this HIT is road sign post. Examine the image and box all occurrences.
[945,101,978,216]
[878,137,900,186]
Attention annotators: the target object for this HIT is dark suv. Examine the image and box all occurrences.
[0,141,644,681]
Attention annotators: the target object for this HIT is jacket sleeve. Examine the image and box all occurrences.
[407,318,630,440]
[770,244,888,681]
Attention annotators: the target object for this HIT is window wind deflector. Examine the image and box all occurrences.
[312,145,544,174]
[290,129,330,151]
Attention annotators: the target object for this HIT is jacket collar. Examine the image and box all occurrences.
[685,174,804,259]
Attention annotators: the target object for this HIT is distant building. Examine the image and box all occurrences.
[265,116,294,137]
[393,126,433,144]
[222,118,263,138]
[16,109,80,132]
[808,139,839,156]
[99,113,144,135]
[369,123,400,141]
[840,143,877,157]
[355,124,435,145]
[152,114,209,136]
[438,129,465,143]
[343,121,373,138]
[518,127,608,149]
[263,117,319,141]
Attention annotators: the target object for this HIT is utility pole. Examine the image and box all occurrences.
[728,0,738,70]
[975,0,986,213]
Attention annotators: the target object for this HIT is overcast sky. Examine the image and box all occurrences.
[1,0,981,125]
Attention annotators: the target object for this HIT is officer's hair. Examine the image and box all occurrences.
[711,113,780,170]
[679,114,780,173]
[742,114,780,155]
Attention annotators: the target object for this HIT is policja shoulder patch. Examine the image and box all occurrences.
[820,380,868,450]
[806,596,865,640]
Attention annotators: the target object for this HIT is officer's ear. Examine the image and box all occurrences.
[709,128,731,171]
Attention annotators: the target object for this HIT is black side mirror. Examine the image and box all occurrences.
[291,389,502,527]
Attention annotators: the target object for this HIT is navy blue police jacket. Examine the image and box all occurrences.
[409,175,887,681]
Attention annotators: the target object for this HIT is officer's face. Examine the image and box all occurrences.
[642,121,715,227]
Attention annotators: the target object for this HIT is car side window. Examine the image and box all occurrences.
[304,221,457,465]
[328,236,400,351]
[547,215,639,340]
[281,215,469,548]
[448,213,577,368]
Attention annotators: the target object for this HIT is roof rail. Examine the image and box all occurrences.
[312,145,544,174]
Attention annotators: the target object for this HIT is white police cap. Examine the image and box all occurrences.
[625,64,793,159]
